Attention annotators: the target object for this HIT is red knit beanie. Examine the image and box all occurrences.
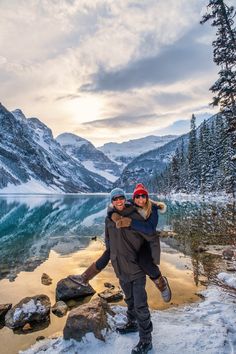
[132,183,149,199]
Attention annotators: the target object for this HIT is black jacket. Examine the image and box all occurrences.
[105,205,160,282]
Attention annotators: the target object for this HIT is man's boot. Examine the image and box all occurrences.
[131,340,153,354]
[152,275,172,302]
[116,320,138,334]
[69,262,100,286]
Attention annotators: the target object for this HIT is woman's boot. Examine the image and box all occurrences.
[152,275,172,302]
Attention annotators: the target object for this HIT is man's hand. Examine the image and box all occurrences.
[111,213,122,223]
[116,217,132,228]
[156,202,167,213]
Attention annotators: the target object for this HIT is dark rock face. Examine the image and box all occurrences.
[63,298,114,341]
[56,275,96,301]
[5,295,51,329]
[0,303,12,323]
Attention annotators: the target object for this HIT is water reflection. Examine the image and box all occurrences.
[0,195,109,281]
[0,196,235,283]
[162,199,236,284]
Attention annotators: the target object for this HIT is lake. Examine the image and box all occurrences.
[0,195,235,354]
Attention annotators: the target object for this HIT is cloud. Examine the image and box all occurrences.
[80,26,214,93]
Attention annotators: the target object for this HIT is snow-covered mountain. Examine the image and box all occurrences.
[56,133,120,183]
[98,135,177,167]
[0,104,113,193]
[115,114,221,192]
[115,134,188,191]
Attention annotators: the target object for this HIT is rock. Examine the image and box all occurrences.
[63,298,114,342]
[52,301,68,317]
[41,273,52,286]
[36,336,45,341]
[222,248,234,260]
[104,282,115,289]
[159,230,177,238]
[5,295,51,329]
[22,323,32,331]
[98,289,123,302]
[56,275,96,301]
[0,303,12,323]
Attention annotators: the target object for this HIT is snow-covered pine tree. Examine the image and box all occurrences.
[200,0,236,196]
[187,114,199,192]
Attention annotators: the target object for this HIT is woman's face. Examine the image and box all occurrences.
[134,194,147,208]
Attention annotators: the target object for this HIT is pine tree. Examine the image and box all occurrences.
[187,114,199,191]
[201,0,236,195]
[200,0,236,130]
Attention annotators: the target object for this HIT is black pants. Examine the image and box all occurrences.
[138,242,161,279]
[119,276,153,343]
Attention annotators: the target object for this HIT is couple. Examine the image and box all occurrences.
[80,183,171,354]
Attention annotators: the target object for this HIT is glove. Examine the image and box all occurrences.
[156,202,167,214]
[111,213,122,223]
[116,217,132,228]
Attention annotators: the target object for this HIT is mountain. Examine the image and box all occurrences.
[115,114,224,192]
[98,135,178,167]
[56,133,120,182]
[115,134,188,191]
[0,103,113,193]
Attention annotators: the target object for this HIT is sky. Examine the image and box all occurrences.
[0,0,220,146]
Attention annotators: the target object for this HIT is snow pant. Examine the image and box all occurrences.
[119,276,152,343]
[138,242,161,280]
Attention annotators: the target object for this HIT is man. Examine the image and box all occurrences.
[104,188,153,354]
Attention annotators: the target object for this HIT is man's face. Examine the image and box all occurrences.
[112,196,126,211]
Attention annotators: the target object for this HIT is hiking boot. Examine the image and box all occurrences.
[131,340,152,354]
[116,321,138,334]
[153,275,172,302]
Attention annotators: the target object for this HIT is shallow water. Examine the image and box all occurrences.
[0,195,235,354]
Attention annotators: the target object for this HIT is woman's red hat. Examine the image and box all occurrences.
[132,183,149,199]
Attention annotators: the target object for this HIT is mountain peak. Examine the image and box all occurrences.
[56,133,91,148]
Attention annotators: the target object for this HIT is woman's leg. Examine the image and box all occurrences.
[138,242,172,303]
[138,242,161,279]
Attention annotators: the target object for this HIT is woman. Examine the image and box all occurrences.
[77,185,171,303]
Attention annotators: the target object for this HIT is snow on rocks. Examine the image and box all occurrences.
[20,274,236,354]
[217,272,236,289]
[5,295,50,329]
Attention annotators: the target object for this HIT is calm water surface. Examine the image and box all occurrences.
[0,195,235,354]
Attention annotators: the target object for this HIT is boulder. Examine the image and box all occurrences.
[56,275,96,301]
[52,301,68,317]
[104,282,115,289]
[5,295,51,329]
[63,298,114,341]
[0,303,12,323]
[98,289,123,302]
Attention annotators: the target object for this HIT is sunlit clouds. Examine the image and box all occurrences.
[0,0,218,145]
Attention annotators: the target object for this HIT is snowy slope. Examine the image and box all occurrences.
[56,133,121,182]
[0,104,113,193]
[21,273,236,354]
[98,135,177,167]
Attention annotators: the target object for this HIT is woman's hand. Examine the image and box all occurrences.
[111,212,122,222]
[116,217,132,228]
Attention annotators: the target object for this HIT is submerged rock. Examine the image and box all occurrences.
[56,275,96,301]
[104,282,115,289]
[5,295,51,329]
[63,298,114,341]
[52,301,68,317]
[98,289,123,302]
[41,273,53,286]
